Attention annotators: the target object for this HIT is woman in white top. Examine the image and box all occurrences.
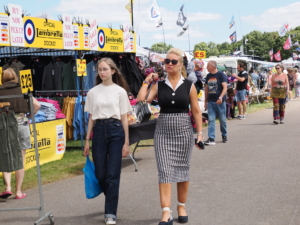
[84,58,132,225]
[294,68,300,98]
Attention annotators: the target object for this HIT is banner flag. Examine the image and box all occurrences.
[176,4,187,27]
[283,35,292,50]
[229,31,236,43]
[278,23,289,37]
[274,50,281,61]
[148,0,161,21]
[229,16,235,29]
[156,17,163,28]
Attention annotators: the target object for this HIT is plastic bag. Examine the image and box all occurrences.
[82,156,103,199]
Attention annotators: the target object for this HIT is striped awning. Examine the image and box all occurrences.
[0,46,96,57]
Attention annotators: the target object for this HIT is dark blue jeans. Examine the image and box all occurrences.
[92,119,124,219]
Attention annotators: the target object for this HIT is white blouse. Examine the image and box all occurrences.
[85,83,132,120]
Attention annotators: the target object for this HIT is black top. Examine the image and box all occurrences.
[158,79,192,113]
[236,70,248,90]
[205,71,227,102]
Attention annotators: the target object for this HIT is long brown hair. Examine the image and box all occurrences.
[95,57,130,93]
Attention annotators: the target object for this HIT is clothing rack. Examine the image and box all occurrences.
[0,93,54,225]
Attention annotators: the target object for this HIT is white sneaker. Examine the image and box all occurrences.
[105,217,116,225]
[239,115,246,120]
[273,119,279,124]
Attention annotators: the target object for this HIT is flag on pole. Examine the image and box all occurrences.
[274,50,281,61]
[269,49,273,62]
[176,4,187,27]
[292,41,299,46]
[125,3,132,13]
[156,17,163,28]
[283,35,292,50]
[148,0,161,21]
[278,23,289,37]
[229,31,237,43]
[229,16,235,29]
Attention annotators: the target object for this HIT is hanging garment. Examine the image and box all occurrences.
[23,59,46,91]
[62,60,79,90]
[0,111,23,172]
[42,61,63,90]
[121,57,144,96]
[84,60,97,90]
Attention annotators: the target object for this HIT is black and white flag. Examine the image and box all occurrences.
[176,4,187,27]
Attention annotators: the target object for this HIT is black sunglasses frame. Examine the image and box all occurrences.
[164,59,179,65]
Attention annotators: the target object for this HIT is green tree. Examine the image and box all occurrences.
[151,42,173,53]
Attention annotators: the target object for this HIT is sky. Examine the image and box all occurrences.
[1,0,300,52]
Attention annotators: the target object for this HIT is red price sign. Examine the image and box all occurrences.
[194,51,206,59]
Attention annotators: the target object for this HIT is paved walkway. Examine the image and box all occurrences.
[1,99,300,225]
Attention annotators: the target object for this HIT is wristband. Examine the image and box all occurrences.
[196,132,203,135]
[85,139,89,140]
[143,81,150,85]
[219,97,222,99]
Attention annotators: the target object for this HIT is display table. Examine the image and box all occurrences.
[129,119,157,171]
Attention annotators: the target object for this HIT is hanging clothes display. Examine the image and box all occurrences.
[72,95,88,140]
[121,56,144,96]
[23,58,46,91]
[62,60,79,90]
[62,96,75,140]
[42,60,64,90]
[84,59,97,90]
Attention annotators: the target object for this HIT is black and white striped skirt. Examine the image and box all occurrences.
[154,113,194,183]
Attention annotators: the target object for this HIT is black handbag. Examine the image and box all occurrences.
[135,84,153,123]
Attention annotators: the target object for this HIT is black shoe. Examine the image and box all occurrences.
[204,138,215,145]
[222,136,228,143]
[158,207,173,225]
[178,202,188,223]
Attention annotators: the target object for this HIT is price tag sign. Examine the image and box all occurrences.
[194,51,206,59]
[20,70,34,93]
[0,67,2,85]
[76,59,87,76]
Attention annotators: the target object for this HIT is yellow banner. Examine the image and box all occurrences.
[97,27,124,52]
[23,16,63,49]
[77,59,87,76]
[194,51,206,59]
[25,119,66,170]
[0,13,10,46]
[0,67,2,85]
[20,69,34,93]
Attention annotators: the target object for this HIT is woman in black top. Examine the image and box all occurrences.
[137,48,203,225]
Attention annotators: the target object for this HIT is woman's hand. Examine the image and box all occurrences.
[195,135,204,150]
[83,140,90,157]
[146,73,159,83]
[122,143,130,158]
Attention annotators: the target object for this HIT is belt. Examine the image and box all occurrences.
[96,118,119,123]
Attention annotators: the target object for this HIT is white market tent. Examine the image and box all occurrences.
[136,46,151,57]
[281,57,300,67]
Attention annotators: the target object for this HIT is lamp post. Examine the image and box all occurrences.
[249,50,254,68]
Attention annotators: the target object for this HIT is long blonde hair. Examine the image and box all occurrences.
[166,48,187,78]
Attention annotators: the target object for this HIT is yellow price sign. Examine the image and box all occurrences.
[76,59,87,76]
[194,51,206,59]
[20,70,34,93]
[0,67,2,85]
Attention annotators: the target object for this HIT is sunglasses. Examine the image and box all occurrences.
[276,68,280,70]
[164,59,179,65]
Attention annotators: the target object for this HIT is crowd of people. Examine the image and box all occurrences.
[1,47,299,225]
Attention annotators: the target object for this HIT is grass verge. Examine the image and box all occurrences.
[0,100,271,192]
